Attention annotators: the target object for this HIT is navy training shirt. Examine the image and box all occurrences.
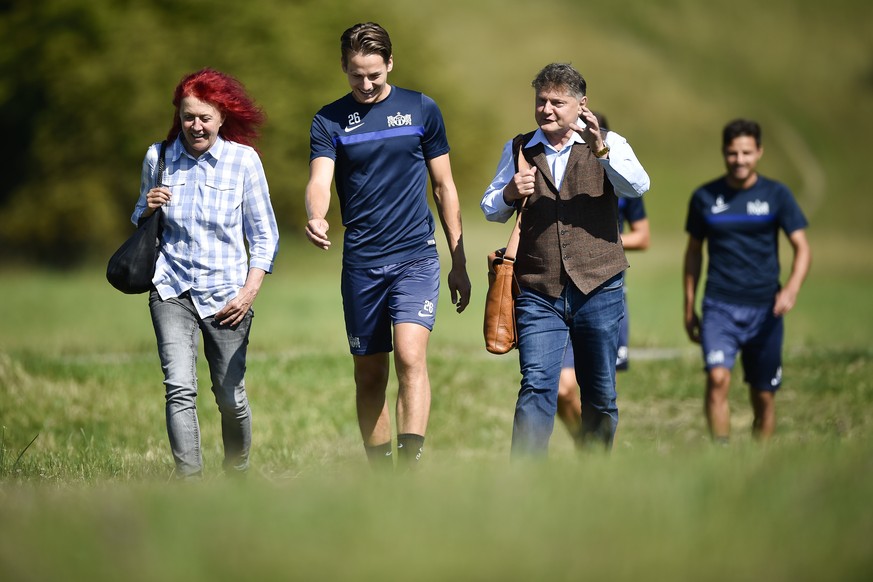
[309,87,450,268]
[685,175,808,306]
[618,196,646,233]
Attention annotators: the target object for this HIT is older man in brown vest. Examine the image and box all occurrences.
[482,63,650,456]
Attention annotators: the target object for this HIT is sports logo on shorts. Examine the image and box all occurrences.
[417,299,435,318]
[771,366,782,387]
[706,350,725,366]
[348,335,361,349]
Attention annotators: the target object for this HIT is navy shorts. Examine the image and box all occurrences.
[562,291,629,371]
[700,296,784,391]
[341,256,440,355]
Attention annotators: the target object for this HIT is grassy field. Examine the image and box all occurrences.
[2,226,872,580]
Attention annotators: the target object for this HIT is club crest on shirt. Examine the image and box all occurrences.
[387,112,413,127]
[746,200,770,216]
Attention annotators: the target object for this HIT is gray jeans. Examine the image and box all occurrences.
[149,290,253,477]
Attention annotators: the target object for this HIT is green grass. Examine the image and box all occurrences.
[1,448,872,580]
[2,227,873,580]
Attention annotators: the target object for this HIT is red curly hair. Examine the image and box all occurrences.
[167,68,265,147]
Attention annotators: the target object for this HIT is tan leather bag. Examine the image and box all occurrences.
[483,138,530,354]
[483,233,521,354]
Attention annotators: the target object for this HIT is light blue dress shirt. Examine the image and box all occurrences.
[481,121,650,223]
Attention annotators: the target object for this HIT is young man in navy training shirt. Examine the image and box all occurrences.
[305,22,471,469]
[683,118,811,442]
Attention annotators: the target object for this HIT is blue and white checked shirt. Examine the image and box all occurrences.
[132,136,279,318]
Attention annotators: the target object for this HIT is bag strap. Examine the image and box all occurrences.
[503,135,532,261]
[156,140,167,187]
[137,141,168,228]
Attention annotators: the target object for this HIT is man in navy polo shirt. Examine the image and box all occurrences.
[305,22,471,469]
[683,119,811,442]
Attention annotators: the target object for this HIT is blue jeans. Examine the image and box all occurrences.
[512,274,624,456]
[149,290,253,477]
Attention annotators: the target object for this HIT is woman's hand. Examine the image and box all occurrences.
[215,287,257,327]
[142,187,173,217]
[147,187,172,209]
[214,269,266,327]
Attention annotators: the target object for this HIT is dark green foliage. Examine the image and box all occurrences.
[3,0,873,266]
[0,0,366,264]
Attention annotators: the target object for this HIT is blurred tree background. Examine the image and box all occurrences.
[1,0,871,266]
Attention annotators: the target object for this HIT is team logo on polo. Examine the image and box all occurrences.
[747,200,770,216]
[387,112,413,127]
[711,196,729,214]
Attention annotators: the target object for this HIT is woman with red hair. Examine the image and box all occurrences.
[132,68,279,479]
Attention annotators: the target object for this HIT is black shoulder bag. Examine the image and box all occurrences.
[106,140,167,294]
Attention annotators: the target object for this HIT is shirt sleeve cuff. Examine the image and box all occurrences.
[250,258,274,274]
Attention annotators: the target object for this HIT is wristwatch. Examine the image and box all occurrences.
[594,145,610,158]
